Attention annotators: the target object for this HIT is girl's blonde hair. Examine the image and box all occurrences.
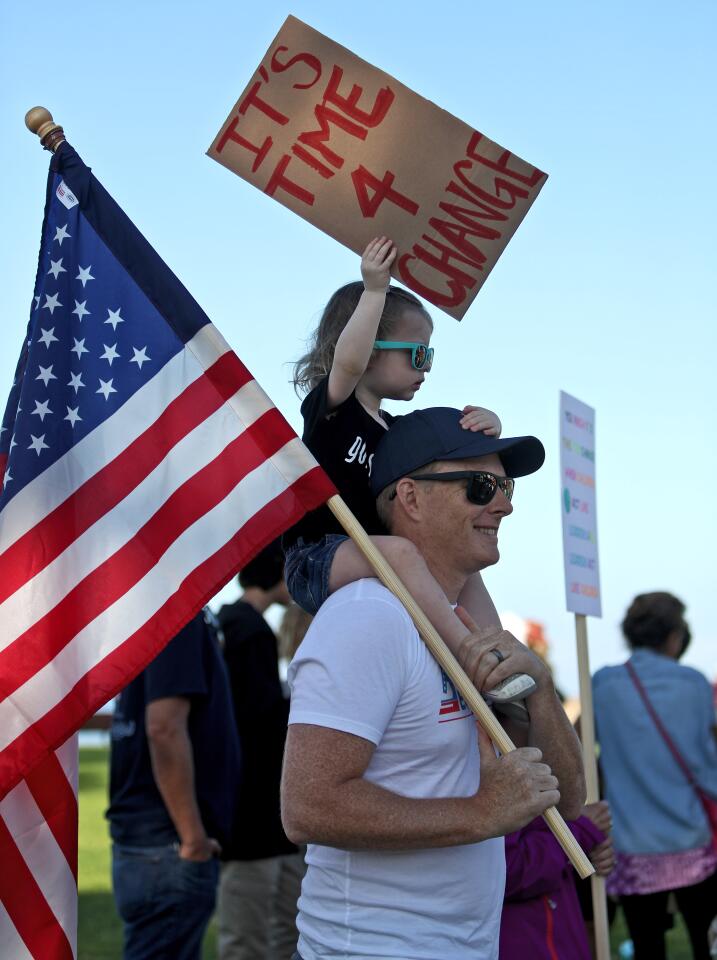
[293,281,432,395]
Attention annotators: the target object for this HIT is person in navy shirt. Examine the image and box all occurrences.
[107,611,241,960]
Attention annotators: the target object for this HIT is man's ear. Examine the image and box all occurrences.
[393,477,422,520]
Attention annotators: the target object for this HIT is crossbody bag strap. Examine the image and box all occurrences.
[625,659,697,788]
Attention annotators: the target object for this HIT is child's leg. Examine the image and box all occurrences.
[329,537,531,702]
[456,572,501,630]
[458,572,535,702]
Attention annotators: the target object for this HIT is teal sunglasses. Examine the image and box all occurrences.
[373,340,435,371]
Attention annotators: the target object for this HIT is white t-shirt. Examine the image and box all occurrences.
[288,579,505,960]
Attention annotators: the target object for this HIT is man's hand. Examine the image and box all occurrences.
[454,607,551,695]
[459,406,502,437]
[472,723,560,836]
[582,800,612,834]
[179,835,221,862]
[589,838,615,877]
[361,236,396,292]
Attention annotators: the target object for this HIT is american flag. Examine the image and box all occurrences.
[0,142,335,957]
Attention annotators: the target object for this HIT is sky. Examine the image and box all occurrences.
[1,0,715,697]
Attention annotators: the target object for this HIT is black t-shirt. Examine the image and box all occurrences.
[284,377,396,549]
[218,599,297,861]
[106,613,241,849]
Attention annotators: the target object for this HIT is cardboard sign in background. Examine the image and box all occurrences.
[560,391,602,618]
[208,16,547,320]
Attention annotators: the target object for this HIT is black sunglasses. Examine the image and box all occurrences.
[390,470,515,505]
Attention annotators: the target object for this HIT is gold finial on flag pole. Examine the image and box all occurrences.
[25,107,66,152]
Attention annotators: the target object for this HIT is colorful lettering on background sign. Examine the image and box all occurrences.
[559,391,601,617]
[208,16,547,320]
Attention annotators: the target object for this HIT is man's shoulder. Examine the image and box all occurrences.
[297,580,418,662]
[320,579,414,625]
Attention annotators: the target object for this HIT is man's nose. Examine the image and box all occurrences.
[493,490,513,516]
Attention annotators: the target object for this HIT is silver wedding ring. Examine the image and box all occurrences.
[491,648,505,664]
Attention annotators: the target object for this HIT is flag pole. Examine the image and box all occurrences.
[25,107,66,152]
[328,494,594,879]
[575,613,611,957]
[19,107,80,960]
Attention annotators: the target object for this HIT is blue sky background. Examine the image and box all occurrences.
[1,0,715,696]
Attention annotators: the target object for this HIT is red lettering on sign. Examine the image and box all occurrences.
[433,205,501,241]
[443,182,508,222]
[215,118,273,172]
[323,66,394,127]
[453,160,529,210]
[466,132,544,187]
[351,166,420,218]
[239,80,289,126]
[264,155,315,206]
[418,235,484,272]
[270,45,322,89]
[298,104,367,170]
[397,253,473,308]
[426,218,491,266]
[292,144,335,179]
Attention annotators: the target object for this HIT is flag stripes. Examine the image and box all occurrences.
[0,405,292,692]
[0,740,78,960]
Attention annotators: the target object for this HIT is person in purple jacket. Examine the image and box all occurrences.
[499,801,615,959]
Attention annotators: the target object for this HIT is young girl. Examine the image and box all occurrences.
[284,236,515,691]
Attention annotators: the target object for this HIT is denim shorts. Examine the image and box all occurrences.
[284,535,347,615]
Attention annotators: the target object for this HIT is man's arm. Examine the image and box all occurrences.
[454,608,586,820]
[281,722,560,850]
[146,696,220,861]
[522,687,585,820]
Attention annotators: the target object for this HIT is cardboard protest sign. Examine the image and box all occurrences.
[208,16,547,320]
[560,391,602,618]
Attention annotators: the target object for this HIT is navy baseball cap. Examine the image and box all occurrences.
[370,407,545,496]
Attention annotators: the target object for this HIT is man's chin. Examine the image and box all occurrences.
[478,548,500,569]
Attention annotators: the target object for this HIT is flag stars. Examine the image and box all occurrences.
[71,337,89,359]
[31,399,53,422]
[36,364,57,387]
[105,308,124,331]
[38,327,59,348]
[68,371,86,393]
[72,300,90,321]
[43,292,62,314]
[129,346,151,370]
[3,467,11,485]
[47,258,66,280]
[28,434,50,456]
[54,224,71,245]
[9,434,17,452]
[76,265,94,287]
[97,378,117,400]
[100,343,120,365]
[65,406,82,428]
[33,296,41,310]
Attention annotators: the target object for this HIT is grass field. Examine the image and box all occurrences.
[78,747,692,959]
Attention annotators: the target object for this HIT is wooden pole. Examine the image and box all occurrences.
[328,494,594,878]
[575,613,611,958]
